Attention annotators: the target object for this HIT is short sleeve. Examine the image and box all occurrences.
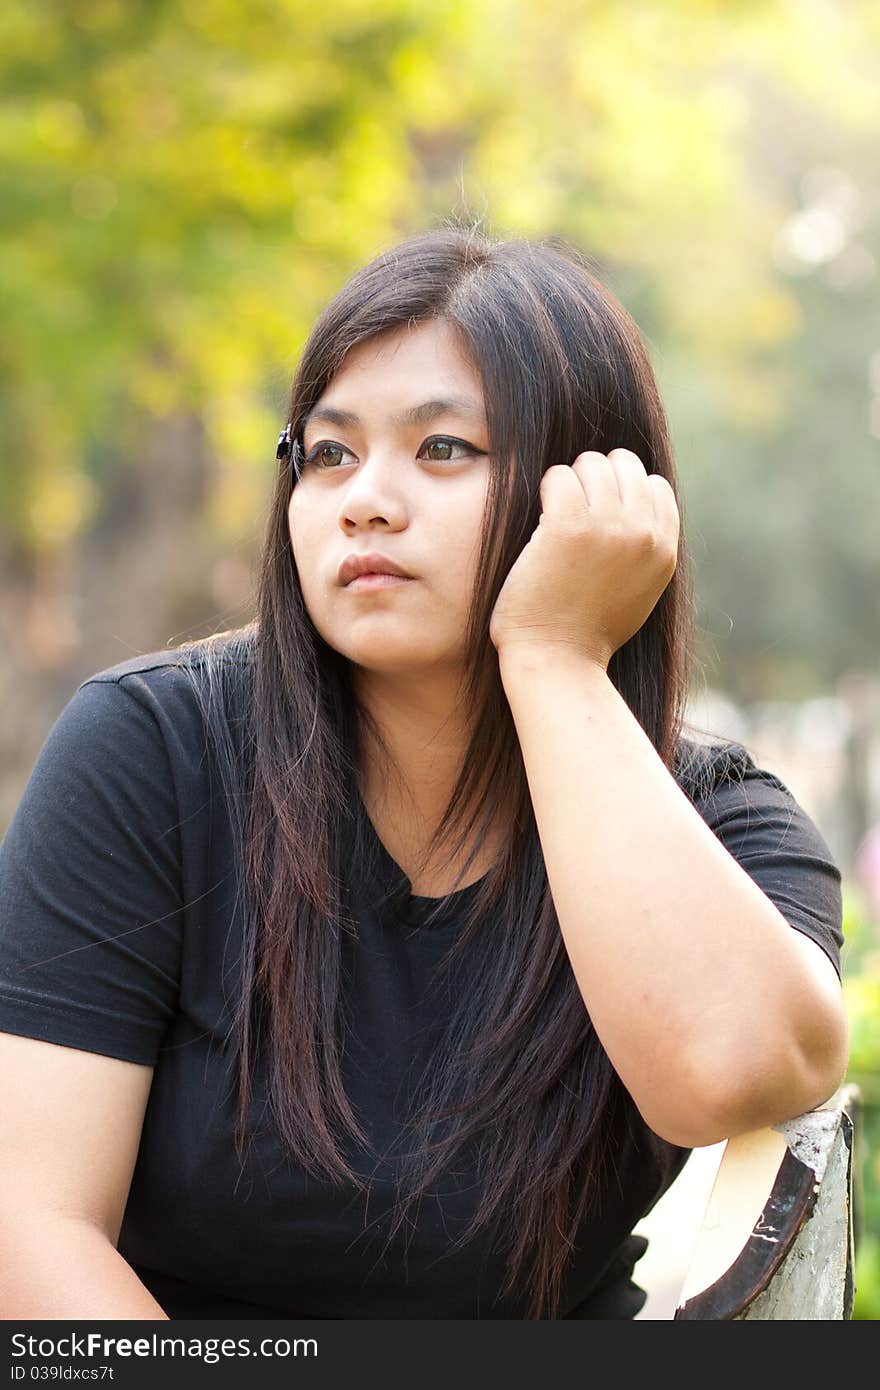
[681,741,844,981]
[0,678,185,1065]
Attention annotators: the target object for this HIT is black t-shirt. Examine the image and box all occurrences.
[0,647,844,1319]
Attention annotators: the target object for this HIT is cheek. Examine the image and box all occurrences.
[286,494,298,548]
[287,500,319,600]
[287,495,313,569]
[456,511,487,578]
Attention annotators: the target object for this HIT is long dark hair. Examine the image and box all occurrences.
[177,224,729,1318]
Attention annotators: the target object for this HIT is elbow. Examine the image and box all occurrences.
[675,1007,850,1147]
[634,1005,851,1150]
[634,1096,737,1150]
[630,1060,744,1147]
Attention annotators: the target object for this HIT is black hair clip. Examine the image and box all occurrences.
[276,423,293,461]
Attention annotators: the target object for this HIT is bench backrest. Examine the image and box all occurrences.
[674,1083,860,1319]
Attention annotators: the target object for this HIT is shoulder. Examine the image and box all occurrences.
[673,731,841,894]
[75,628,256,743]
[674,734,765,802]
[674,731,844,977]
[30,629,257,807]
[672,735,814,825]
[81,627,255,699]
[673,732,831,844]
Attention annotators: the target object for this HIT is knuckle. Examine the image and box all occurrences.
[649,473,675,498]
[635,526,657,552]
[661,537,679,572]
[609,447,642,467]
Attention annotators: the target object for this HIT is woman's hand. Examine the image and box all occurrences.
[489,449,680,671]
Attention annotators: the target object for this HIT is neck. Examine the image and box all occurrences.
[354,665,472,815]
[351,663,503,893]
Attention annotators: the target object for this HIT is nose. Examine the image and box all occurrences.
[337,451,408,531]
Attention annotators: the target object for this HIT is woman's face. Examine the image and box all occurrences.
[288,318,492,676]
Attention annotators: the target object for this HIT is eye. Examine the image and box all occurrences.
[302,442,352,471]
[301,435,484,471]
[419,435,481,463]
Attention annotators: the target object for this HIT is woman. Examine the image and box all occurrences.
[0,226,848,1320]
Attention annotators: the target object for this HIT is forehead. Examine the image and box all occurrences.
[301,395,486,435]
[303,320,486,431]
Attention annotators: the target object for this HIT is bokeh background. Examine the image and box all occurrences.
[2,0,878,1317]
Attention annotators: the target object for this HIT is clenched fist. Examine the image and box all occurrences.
[489,449,680,671]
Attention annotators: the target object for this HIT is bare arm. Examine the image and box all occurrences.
[498,645,849,1147]
[2,1215,169,1320]
[0,1031,169,1320]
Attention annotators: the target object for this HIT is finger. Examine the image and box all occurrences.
[570,451,621,512]
[538,462,591,527]
[647,474,681,555]
[606,448,652,512]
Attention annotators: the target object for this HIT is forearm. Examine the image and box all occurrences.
[1,1214,169,1319]
[499,644,844,1146]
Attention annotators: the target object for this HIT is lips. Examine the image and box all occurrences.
[338,552,414,586]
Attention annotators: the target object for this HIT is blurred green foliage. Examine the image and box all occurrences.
[841,883,880,1319]
[1,0,878,699]
[0,0,878,1319]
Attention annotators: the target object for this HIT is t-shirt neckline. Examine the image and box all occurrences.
[352,781,491,924]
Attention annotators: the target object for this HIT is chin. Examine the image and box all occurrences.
[347,646,440,672]
[336,632,451,672]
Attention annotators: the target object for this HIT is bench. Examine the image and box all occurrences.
[674,1082,861,1319]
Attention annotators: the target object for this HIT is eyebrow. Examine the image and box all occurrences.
[301,396,487,433]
